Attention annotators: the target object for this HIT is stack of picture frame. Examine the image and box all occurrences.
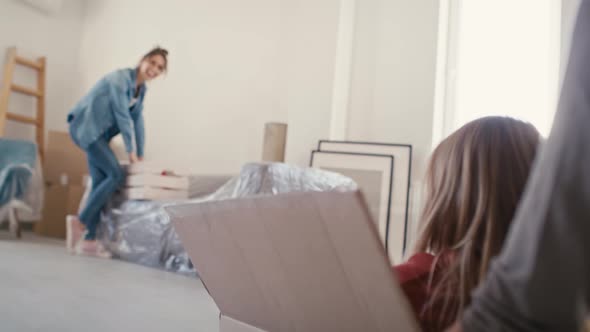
[309,140,412,263]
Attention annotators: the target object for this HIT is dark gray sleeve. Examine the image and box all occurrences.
[462,1,590,331]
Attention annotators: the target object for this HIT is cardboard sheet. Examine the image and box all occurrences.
[166,190,418,332]
[220,315,265,332]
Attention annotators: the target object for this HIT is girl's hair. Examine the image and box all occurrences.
[140,46,168,71]
[414,116,540,329]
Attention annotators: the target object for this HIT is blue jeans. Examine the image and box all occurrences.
[79,138,124,240]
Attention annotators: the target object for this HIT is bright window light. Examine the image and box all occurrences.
[441,0,561,138]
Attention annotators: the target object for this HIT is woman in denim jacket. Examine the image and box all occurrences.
[66,47,168,258]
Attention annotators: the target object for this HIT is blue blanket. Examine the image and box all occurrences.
[0,138,37,206]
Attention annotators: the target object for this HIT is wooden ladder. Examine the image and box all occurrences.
[0,47,46,160]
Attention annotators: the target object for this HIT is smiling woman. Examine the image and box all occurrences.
[138,47,168,82]
[65,46,169,258]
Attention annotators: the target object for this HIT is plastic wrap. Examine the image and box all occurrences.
[0,149,44,225]
[98,162,357,276]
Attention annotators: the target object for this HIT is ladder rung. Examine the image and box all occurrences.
[11,84,43,97]
[15,56,43,70]
[6,113,38,125]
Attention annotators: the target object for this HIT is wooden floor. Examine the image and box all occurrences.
[0,232,219,332]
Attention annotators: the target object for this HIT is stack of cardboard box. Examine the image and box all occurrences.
[121,163,190,200]
[35,131,87,239]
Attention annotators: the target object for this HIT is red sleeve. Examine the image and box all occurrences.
[394,253,436,283]
[393,253,436,329]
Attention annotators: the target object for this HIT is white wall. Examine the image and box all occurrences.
[347,0,439,183]
[0,0,85,143]
[0,0,434,180]
[279,0,341,166]
[0,0,440,245]
[0,0,440,230]
[339,0,439,245]
[78,0,340,175]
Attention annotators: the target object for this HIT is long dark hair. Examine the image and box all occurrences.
[414,116,540,330]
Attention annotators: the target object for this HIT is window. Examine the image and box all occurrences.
[434,0,562,142]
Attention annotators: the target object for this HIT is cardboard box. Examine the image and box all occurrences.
[36,131,88,238]
[121,161,191,177]
[121,187,189,201]
[35,184,85,239]
[44,131,87,186]
[125,173,190,190]
[166,191,419,332]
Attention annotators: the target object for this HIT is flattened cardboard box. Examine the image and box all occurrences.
[121,187,189,201]
[125,173,190,190]
[166,191,418,332]
[121,162,190,177]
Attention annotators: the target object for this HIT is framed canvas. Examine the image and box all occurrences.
[318,141,412,257]
[310,150,405,263]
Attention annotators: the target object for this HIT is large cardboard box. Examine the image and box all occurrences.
[36,131,88,238]
[166,191,419,332]
[125,173,190,190]
[44,131,87,186]
[35,184,85,238]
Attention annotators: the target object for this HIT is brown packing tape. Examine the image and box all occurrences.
[44,131,87,186]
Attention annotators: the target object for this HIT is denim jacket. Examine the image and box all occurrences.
[68,68,146,157]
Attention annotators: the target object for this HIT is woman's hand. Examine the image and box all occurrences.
[129,152,139,164]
